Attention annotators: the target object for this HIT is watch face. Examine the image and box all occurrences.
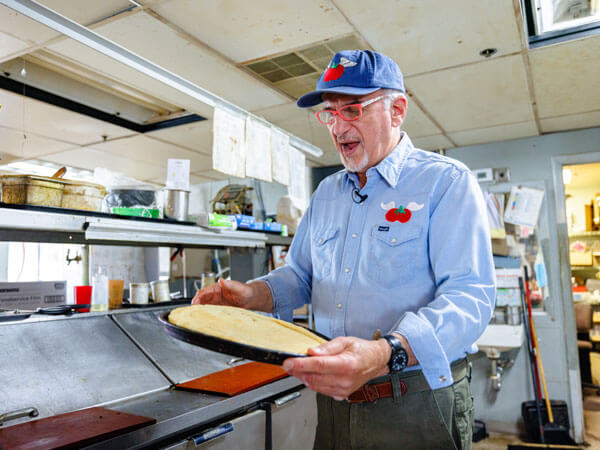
[391,348,408,372]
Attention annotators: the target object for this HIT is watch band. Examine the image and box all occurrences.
[382,334,408,373]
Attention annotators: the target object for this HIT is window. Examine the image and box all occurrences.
[524,0,600,47]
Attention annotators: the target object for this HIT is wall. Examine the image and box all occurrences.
[446,126,600,438]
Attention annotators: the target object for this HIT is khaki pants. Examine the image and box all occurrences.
[313,366,474,450]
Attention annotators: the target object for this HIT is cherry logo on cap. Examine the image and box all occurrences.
[323,57,357,82]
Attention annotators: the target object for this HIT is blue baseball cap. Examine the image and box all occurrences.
[297,50,405,108]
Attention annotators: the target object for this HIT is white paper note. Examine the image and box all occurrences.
[166,159,190,190]
[212,107,246,178]
[271,129,290,187]
[245,117,272,182]
[288,146,307,210]
[504,186,544,228]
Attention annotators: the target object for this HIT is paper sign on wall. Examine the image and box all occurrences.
[245,118,272,182]
[288,146,306,210]
[166,159,190,190]
[504,186,544,228]
[271,129,290,187]
[212,107,246,178]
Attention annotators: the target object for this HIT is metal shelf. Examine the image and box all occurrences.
[569,231,600,238]
[0,207,267,248]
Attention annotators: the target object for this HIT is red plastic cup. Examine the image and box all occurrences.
[74,286,92,312]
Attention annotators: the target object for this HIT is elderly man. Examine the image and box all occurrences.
[194,50,495,449]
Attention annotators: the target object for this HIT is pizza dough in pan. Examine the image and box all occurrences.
[169,304,327,355]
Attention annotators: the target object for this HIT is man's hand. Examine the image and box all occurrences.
[282,336,391,401]
[191,278,274,312]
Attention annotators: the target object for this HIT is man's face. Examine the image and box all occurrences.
[321,90,405,174]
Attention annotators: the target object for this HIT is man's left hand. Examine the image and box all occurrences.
[282,336,391,401]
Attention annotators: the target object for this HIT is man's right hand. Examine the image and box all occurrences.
[191,279,274,312]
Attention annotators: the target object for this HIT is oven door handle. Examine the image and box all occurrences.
[191,422,234,445]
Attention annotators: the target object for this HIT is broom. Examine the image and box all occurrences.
[524,268,575,445]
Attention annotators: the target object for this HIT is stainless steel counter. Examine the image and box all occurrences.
[0,305,312,449]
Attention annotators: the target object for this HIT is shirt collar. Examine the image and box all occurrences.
[342,132,412,191]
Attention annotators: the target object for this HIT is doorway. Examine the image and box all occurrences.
[554,155,600,444]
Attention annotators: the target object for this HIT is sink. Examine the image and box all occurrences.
[476,324,525,358]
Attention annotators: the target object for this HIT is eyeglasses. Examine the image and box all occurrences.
[315,95,386,125]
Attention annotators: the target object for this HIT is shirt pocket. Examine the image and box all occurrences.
[368,223,421,288]
[312,227,339,279]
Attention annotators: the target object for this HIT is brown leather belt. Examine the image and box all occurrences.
[347,358,468,404]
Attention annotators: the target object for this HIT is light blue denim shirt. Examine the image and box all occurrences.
[261,133,495,389]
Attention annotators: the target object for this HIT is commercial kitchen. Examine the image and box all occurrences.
[1,1,600,449]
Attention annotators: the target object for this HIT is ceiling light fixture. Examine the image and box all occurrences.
[562,168,573,185]
[0,0,323,158]
[479,48,497,58]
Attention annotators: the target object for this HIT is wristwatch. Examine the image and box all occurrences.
[382,334,408,373]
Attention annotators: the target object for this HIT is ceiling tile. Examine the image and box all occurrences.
[0,4,60,49]
[540,111,600,133]
[0,126,74,159]
[86,11,289,112]
[41,147,165,181]
[150,0,354,62]
[407,55,534,132]
[91,135,213,172]
[530,35,600,118]
[448,121,538,147]
[146,120,213,155]
[411,135,454,151]
[0,30,29,61]
[37,0,133,26]
[0,88,135,145]
[333,0,523,76]
[402,98,441,137]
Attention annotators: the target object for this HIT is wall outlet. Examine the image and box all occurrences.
[493,168,511,182]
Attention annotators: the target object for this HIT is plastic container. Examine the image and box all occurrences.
[150,279,170,303]
[521,399,570,443]
[0,175,65,207]
[91,267,109,312]
[108,279,124,309]
[130,282,149,304]
[74,285,92,313]
[61,181,106,211]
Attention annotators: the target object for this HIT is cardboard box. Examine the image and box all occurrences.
[0,281,67,310]
[492,238,510,256]
[570,251,593,266]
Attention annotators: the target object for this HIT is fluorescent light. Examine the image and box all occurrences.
[563,168,573,185]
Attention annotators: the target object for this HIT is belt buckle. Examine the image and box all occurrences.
[364,384,379,402]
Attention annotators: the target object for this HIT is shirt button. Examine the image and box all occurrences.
[439,375,447,382]
[352,233,357,238]
[391,238,397,243]
[337,303,342,309]
[318,238,323,243]
[344,268,350,273]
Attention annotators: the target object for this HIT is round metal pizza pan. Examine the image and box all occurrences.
[158,311,328,365]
